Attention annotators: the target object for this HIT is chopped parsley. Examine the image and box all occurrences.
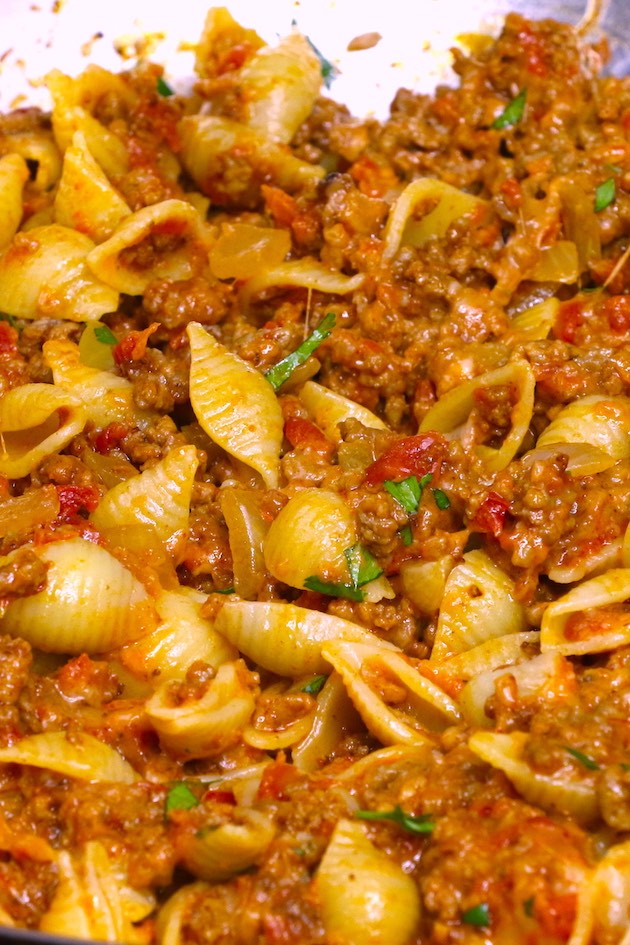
[214,586,236,595]
[432,488,450,510]
[384,475,422,514]
[94,324,117,345]
[399,523,413,546]
[523,897,535,918]
[355,805,435,835]
[0,312,18,327]
[265,312,335,390]
[165,782,199,817]
[156,76,174,97]
[304,541,382,602]
[565,746,600,770]
[594,178,616,212]
[304,35,338,88]
[462,903,491,927]
[301,674,327,695]
[492,89,527,130]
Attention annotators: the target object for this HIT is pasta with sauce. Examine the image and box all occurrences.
[0,6,629,945]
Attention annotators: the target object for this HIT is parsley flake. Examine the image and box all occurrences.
[165,782,199,817]
[384,475,421,514]
[214,586,235,595]
[94,324,117,345]
[344,543,383,588]
[156,76,174,97]
[265,313,335,390]
[400,523,413,546]
[355,805,435,835]
[0,312,18,328]
[565,746,600,770]
[523,896,535,918]
[302,674,327,695]
[303,576,364,601]
[462,903,491,927]
[594,178,616,212]
[432,488,450,510]
[304,35,338,89]
[492,89,527,130]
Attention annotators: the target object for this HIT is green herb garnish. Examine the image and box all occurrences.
[165,782,199,817]
[344,543,383,588]
[214,586,235,595]
[492,89,527,130]
[94,324,117,345]
[304,35,338,88]
[0,312,18,327]
[384,475,422,514]
[523,897,535,918]
[462,903,491,927]
[565,746,600,770]
[303,576,364,601]
[621,762,630,771]
[265,312,335,390]
[594,178,616,212]
[400,524,413,546]
[355,805,435,835]
[302,674,327,695]
[432,488,450,510]
[156,76,174,97]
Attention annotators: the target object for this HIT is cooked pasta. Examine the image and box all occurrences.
[0,7,629,945]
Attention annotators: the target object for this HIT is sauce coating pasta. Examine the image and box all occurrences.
[0,7,629,944]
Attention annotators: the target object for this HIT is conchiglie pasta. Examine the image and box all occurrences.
[218,487,269,600]
[54,130,131,243]
[91,445,199,551]
[117,586,237,685]
[239,258,365,309]
[43,338,142,428]
[0,537,158,653]
[242,679,318,750]
[569,840,630,945]
[179,115,325,208]
[145,660,258,760]
[535,395,630,476]
[0,153,29,250]
[0,383,87,478]
[0,225,119,321]
[540,569,630,655]
[322,640,461,746]
[0,732,138,783]
[86,199,210,295]
[155,883,210,945]
[419,360,536,472]
[292,672,363,773]
[264,489,358,589]
[178,809,275,882]
[382,177,487,260]
[298,380,387,442]
[469,731,599,824]
[431,550,526,661]
[316,818,421,945]
[187,321,283,488]
[214,600,396,677]
[208,223,291,280]
[507,296,559,340]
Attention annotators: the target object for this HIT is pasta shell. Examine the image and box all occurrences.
[242,679,318,751]
[264,489,357,588]
[0,224,119,321]
[568,840,630,945]
[179,809,275,882]
[0,153,29,250]
[299,380,387,442]
[528,240,580,283]
[292,672,363,773]
[439,631,541,680]
[187,321,283,488]
[43,338,141,428]
[419,360,536,472]
[239,258,364,310]
[469,731,599,824]
[400,555,456,615]
[0,383,87,479]
[507,296,559,341]
[118,586,237,685]
[540,568,630,655]
[0,732,138,783]
[54,130,131,242]
[322,641,461,747]
[214,600,396,677]
[316,818,421,945]
[536,395,630,475]
[155,883,209,945]
[431,550,526,661]
[86,199,210,295]
[145,660,257,760]
[382,177,487,260]
[91,445,199,551]
[460,652,568,728]
[0,537,158,654]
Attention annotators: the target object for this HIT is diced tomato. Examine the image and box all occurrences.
[56,485,101,521]
[365,433,446,487]
[472,492,510,537]
[499,177,523,210]
[284,417,334,457]
[350,155,399,198]
[94,422,128,454]
[262,185,298,229]
[599,294,630,333]
[554,298,586,343]
[0,321,19,354]
[257,760,302,800]
[202,789,236,805]
[517,23,549,77]
[113,323,159,363]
